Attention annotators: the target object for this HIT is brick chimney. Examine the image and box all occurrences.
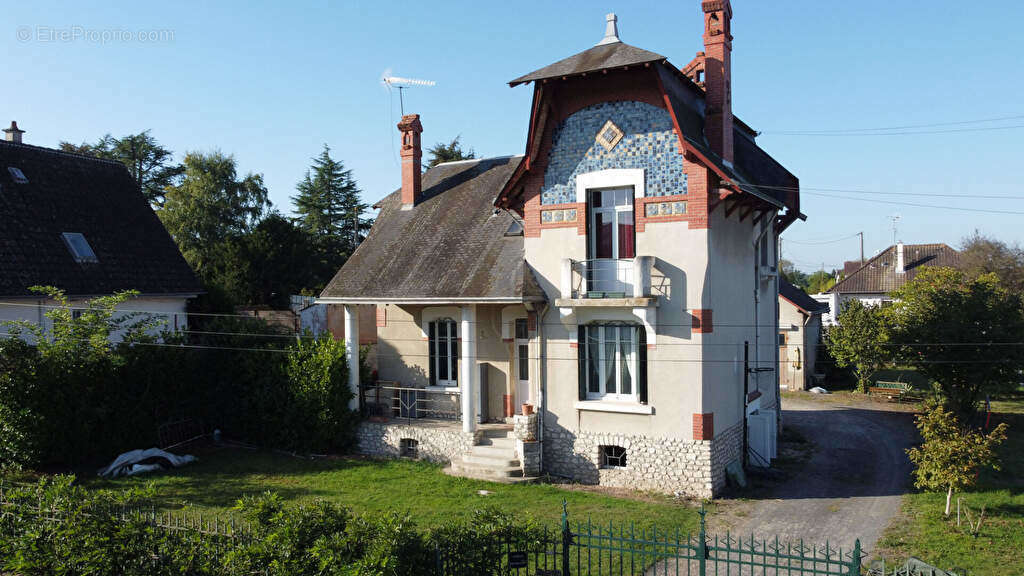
[4,121,25,144]
[702,0,733,164]
[398,114,423,207]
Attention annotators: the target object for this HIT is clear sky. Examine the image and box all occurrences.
[6,1,1024,273]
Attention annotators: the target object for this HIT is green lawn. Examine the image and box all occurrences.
[878,395,1024,576]
[83,448,702,532]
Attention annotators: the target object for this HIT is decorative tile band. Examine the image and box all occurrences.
[541,207,578,224]
[645,201,687,217]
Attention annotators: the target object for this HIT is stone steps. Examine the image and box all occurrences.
[444,426,539,483]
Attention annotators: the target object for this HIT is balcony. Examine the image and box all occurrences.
[556,256,657,308]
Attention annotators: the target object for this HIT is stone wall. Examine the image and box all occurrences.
[542,424,716,498]
[709,420,744,494]
[356,422,478,463]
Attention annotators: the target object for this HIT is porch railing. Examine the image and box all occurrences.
[360,381,461,424]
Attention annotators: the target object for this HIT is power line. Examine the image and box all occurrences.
[800,191,1024,216]
[761,113,1024,135]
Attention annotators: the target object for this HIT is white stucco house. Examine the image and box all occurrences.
[815,242,960,326]
[778,279,828,391]
[0,122,201,340]
[319,4,804,497]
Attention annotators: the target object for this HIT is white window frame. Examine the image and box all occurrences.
[430,318,459,388]
[583,324,639,402]
[587,187,636,262]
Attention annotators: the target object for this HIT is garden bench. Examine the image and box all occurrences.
[869,381,912,402]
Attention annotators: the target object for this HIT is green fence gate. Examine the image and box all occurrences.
[437,504,862,576]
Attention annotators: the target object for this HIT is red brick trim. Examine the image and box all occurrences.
[569,342,579,349]
[527,312,537,332]
[692,412,714,440]
[375,306,387,328]
[691,309,713,333]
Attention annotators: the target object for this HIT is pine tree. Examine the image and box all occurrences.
[291,145,371,288]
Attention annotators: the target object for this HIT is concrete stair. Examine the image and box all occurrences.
[446,427,538,483]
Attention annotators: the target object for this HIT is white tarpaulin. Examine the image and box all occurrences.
[98,448,196,478]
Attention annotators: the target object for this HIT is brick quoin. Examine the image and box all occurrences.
[691,309,713,333]
[375,306,387,328]
[692,413,714,440]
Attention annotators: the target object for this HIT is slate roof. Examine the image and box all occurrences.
[0,141,201,298]
[779,278,828,314]
[509,41,667,87]
[320,156,546,302]
[829,243,960,295]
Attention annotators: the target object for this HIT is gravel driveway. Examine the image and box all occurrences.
[711,395,917,556]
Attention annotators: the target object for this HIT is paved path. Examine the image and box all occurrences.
[712,396,917,556]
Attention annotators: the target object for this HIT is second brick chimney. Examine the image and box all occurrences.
[702,0,733,164]
[398,114,423,207]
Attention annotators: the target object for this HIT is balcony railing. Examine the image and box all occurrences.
[360,381,461,424]
[561,256,653,300]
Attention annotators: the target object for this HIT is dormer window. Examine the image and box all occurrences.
[7,167,27,184]
[62,232,98,263]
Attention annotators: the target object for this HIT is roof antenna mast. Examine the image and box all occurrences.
[383,75,436,115]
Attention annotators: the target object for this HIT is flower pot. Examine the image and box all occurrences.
[521,403,534,416]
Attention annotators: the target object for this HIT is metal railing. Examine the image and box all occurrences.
[360,381,461,424]
[572,258,636,298]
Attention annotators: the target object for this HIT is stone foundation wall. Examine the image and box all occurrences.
[356,422,478,463]
[709,420,744,494]
[542,425,715,498]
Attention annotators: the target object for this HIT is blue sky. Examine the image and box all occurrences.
[6,1,1024,273]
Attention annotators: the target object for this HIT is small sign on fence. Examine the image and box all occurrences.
[507,550,528,569]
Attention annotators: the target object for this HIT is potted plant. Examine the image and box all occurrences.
[521,403,534,416]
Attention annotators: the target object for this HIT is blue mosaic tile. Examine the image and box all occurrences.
[541,101,687,205]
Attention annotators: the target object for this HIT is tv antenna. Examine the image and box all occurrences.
[383,75,436,115]
[889,213,901,245]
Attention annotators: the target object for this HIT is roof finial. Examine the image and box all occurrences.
[597,13,620,46]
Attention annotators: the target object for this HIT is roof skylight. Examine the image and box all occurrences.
[61,232,98,263]
[7,167,27,184]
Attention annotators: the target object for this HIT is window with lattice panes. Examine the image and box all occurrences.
[600,445,628,469]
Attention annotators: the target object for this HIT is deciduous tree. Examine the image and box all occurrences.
[826,299,891,392]
[888,267,1024,420]
[906,400,1008,515]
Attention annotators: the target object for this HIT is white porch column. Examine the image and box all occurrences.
[460,304,477,433]
[344,305,360,411]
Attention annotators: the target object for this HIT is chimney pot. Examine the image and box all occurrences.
[3,121,25,144]
[397,114,423,207]
[597,13,621,45]
[701,0,733,163]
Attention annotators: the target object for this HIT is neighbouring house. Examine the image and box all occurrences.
[0,122,201,340]
[815,242,960,326]
[778,279,828,391]
[291,296,377,345]
[319,4,803,497]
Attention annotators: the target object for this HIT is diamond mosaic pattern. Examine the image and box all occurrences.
[541,101,687,205]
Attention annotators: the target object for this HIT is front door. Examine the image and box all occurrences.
[514,319,530,413]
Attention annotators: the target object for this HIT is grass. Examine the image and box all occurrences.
[81,447,702,532]
[878,394,1024,576]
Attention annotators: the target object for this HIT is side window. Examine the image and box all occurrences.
[428,319,459,386]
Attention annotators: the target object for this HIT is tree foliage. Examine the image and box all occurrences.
[425,136,475,169]
[60,131,184,206]
[806,270,838,294]
[826,299,891,392]
[960,231,1024,293]
[888,267,1024,420]
[291,145,370,291]
[779,259,809,290]
[159,151,271,279]
[906,399,1009,515]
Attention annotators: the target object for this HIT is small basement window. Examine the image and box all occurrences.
[600,445,627,469]
[7,167,28,184]
[399,438,419,459]
[61,232,98,263]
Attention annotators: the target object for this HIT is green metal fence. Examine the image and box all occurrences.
[436,504,863,576]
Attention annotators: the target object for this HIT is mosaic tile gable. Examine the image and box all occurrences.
[541,101,687,205]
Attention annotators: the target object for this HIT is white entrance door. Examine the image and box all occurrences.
[514,319,530,413]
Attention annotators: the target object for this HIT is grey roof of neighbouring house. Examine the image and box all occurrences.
[829,243,961,295]
[509,41,668,87]
[0,140,201,298]
[779,278,828,314]
[320,156,546,302]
